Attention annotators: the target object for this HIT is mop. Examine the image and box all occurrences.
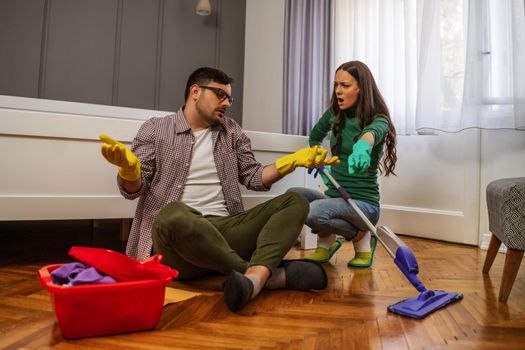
[311,166,463,319]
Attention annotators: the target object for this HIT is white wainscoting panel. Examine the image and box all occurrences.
[378,129,481,245]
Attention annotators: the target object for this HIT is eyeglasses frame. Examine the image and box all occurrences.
[198,85,234,105]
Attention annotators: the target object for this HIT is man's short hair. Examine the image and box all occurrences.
[184,67,234,101]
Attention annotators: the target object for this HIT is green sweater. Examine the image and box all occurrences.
[309,107,389,206]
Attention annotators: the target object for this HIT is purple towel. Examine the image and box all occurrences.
[51,262,117,286]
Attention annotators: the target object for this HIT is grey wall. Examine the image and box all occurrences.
[0,0,246,124]
[243,0,284,133]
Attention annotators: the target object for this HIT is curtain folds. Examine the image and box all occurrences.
[416,0,525,132]
[286,0,525,135]
[333,0,416,135]
[283,0,332,136]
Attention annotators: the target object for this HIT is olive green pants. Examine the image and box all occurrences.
[152,192,309,280]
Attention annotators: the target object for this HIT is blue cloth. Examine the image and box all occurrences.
[51,262,117,286]
[287,187,380,240]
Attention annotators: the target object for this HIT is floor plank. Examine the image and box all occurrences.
[1,224,524,349]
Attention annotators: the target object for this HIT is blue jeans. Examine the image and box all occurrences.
[287,187,380,241]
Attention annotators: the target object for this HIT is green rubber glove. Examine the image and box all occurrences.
[348,139,372,175]
[99,134,141,181]
[276,146,339,176]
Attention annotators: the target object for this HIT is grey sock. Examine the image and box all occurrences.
[246,275,262,298]
[264,267,286,290]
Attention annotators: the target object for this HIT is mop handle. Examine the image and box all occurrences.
[320,168,377,234]
[319,167,397,259]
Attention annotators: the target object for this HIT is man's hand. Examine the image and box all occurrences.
[275,146,339,176]
[99,134,141,181]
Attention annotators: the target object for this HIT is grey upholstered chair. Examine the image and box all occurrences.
[482,177,525,303]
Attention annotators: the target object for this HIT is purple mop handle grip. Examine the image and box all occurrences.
[336,187,352,202]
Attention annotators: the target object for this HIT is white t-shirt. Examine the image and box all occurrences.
[180,128,229,216]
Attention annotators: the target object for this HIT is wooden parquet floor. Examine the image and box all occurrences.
[1,235,525,350]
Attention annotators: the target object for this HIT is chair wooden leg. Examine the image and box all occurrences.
[498,248,524,303]
[483,234,502,273]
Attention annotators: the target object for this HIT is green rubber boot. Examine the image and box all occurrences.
[304,240,342,264]
[348,235,378,268]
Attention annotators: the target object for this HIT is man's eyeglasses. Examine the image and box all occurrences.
[198,85,234,105]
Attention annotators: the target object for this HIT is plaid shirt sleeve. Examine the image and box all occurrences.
[118,117,157,199]
[234,125,269,192]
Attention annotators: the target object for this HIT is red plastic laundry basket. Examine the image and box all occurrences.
[38,247,179,339]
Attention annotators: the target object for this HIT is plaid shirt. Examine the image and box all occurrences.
[119,108,269,260]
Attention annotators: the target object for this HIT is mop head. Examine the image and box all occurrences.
[388,289,463,319]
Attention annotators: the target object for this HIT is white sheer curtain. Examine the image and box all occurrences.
[334,0,417,135]
[333,0,525,134]
[417,0,525,131]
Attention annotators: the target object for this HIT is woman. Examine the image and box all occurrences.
[289,60,397,267]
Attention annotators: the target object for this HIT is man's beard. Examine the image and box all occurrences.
[195,101,220,126]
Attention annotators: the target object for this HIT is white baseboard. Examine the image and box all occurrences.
[479,232,507,253]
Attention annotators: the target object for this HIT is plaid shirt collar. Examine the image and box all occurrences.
[176,106,227,134]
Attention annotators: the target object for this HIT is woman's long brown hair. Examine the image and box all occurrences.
[330,61,397,176]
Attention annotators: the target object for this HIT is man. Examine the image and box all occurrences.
[100,67,338,311]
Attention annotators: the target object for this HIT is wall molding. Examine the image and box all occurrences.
[38,0,51,98]
[111,0,124,105]
[0,95,171,120]
[155,0,164,110]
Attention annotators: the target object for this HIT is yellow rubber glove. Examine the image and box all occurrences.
[99,134,141,181]
[313,146,340,166]
[275,146,340,176]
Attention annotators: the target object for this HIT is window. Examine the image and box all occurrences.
[482,0,514,105]
[333,0,525,132]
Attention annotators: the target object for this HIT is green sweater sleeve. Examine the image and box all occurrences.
[309,109,334,147]
[362,116,389,144]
